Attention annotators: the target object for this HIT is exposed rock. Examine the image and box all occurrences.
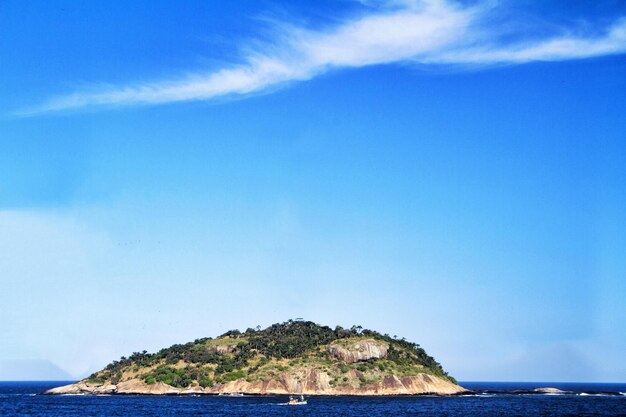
[208,345,235,354]
[116,380,180,395]
[179,385,205,395]
[327,339,388,363]
[533,387,567,394]
[44,370,464,396]
[217,370,465,395]
[44,382,116,395]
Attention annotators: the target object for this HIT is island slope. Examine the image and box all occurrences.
[46,320,464,396]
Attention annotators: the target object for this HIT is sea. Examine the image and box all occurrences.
[1,381,625,416]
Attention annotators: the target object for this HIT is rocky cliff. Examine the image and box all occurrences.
[45,320,464,396]
[46,371,462,396]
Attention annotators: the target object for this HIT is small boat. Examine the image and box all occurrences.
[287,395,307,405]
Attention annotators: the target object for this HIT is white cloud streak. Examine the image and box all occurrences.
[20,0,626,115]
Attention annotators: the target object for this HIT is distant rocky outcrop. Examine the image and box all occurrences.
[532,387,568,394]
[0,359,72,381]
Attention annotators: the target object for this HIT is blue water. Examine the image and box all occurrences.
[1,381,625,416]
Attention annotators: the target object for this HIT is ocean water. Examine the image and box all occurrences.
[1,381,625,416]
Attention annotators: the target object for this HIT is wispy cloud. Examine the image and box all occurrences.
[19,0,626,115]
[431,17,626,64]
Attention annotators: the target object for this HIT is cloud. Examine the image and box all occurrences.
[432,17,626,64]
[19,0,626,115]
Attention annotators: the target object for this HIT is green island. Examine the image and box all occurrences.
[45,320,464,396]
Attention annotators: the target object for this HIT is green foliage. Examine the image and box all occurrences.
[385,344,446,376]
[215,362,233,374]
[214,369,245,384]
[223,370,245,382]
[219,329,242,338]
[87,371,110,384]
[144,365,192,388]
[245,320,345,359]
[358,375,378,387]
[110,371,122,385]
[199,377,214,388]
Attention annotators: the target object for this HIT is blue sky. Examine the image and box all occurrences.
[1,0,625,382]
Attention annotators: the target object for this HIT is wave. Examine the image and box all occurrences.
[463,390,626,397]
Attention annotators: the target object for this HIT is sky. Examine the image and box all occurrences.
[0,0,625,382]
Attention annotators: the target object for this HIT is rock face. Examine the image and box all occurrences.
[207,345,235,354]
[533,387,567,394]
[44,370,464,396]
[45,382,118,395]
[327,339,388,363]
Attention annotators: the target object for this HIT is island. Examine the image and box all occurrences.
[45,320,465,396]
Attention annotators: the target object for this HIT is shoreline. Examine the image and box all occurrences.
[41,389,626,397]
[42,373,466,396]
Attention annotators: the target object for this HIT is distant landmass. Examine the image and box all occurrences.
[45,320,464,395]
[0,359,72,381]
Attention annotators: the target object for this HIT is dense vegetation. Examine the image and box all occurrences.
[86,320,456,388]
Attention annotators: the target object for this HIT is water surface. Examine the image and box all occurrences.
[1,381,624,416]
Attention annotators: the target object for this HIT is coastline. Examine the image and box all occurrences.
[40,380,626,397]
[43,373,466,396]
